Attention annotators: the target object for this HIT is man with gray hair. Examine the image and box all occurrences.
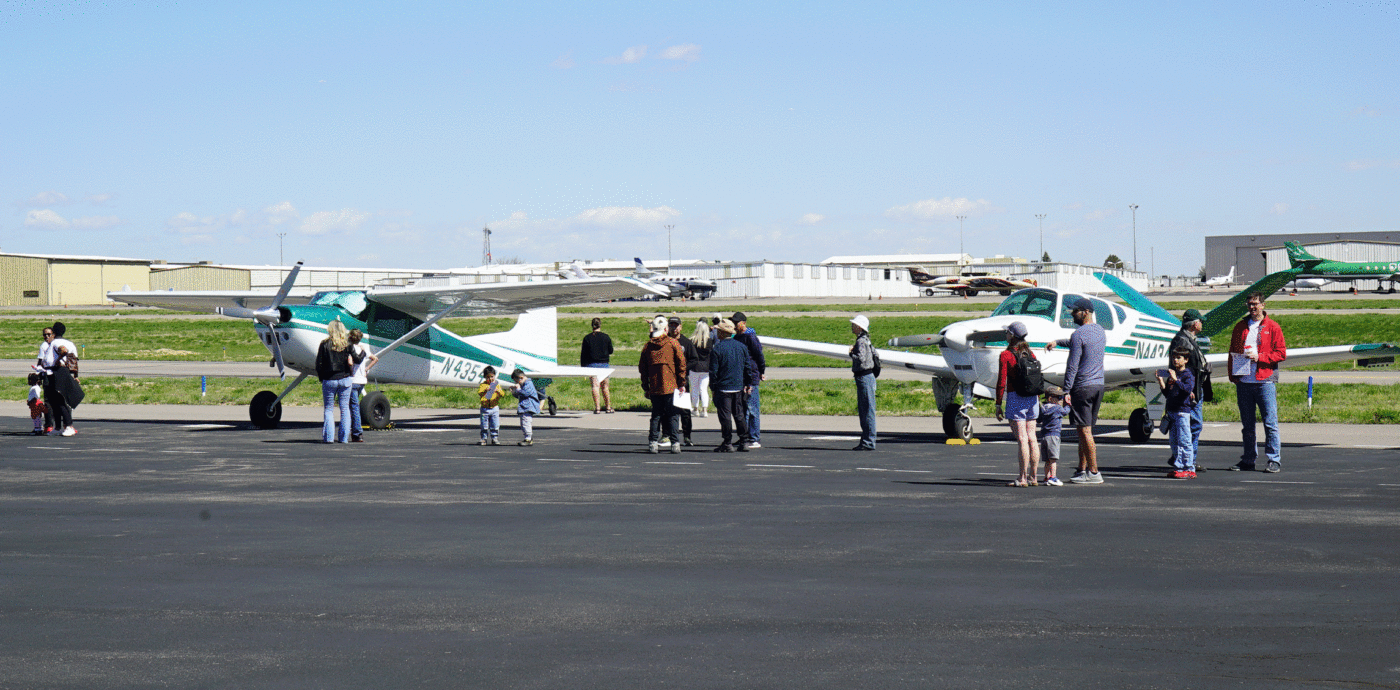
[849,314,877,451]
[1169,308,1209,468]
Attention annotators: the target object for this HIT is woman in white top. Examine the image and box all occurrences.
[36,322,80,436]
[347,329,379,442]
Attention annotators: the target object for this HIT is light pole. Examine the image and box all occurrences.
[1035,214,1046,263]
[664,224,675,270]
[956,215,967,262]
[1128,204,1139,272]
[277,232,286,266]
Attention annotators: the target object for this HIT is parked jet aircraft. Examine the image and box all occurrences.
[109,264,666,428]
[1284,241,1399,292]
[1204,266,1235,287]
[633,258,718,300]
[906,267,1039,297]
[762,270,1398,442]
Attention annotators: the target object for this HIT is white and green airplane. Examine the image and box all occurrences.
[108,264,666,428]
[763,270,1399,443]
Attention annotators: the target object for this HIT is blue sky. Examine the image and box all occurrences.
[2,0,1396,275]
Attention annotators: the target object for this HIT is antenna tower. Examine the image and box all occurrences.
[482,226,492,266]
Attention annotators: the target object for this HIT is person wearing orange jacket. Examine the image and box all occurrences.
[1227,292,1287,473]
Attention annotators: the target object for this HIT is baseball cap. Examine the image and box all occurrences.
[1004,321,1028,338]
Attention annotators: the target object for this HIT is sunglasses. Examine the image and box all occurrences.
[43,332,54,337]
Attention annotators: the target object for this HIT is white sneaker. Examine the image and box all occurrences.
[671,441,682,454]
[61,427,76,437]
[648,442,660,454]
[747,441,761,449]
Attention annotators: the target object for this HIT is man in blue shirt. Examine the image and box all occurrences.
[1047,297,1107,484]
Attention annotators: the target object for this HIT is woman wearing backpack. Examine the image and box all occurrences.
[995,321,1041,487]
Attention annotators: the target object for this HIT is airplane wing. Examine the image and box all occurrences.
[1094,342,1400,388]
[525,364,618,380]
[106,289,316,314]
[366,276,667,318]
[759,335,956,378]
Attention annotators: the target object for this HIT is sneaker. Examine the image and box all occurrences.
[1086,472,1103,484]
[1187,470,1197,478]
[352,435,363,443]
[518,439,533,446]
[737,443,749,452]
[490,438,500,446]
[45,426,53,434]
[682,437,694,447]
[1229,461,1256,472]
[1044,477,1063,487]
[61,427,75,437]
[713,445,733,453]
[1265,461,1280,473]
[747,441,761,449]
[47,429,62,436]
[1170,469,1190,479]
[648,442,660,454]
[670,441,682,454]
[478,439,489,446]
[852,444,874,451]
[1069,470,1088,483]
[32,428,45,435]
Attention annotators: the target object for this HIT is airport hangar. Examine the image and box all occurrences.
[1205,231,1400,287]
[2,252,1147,306]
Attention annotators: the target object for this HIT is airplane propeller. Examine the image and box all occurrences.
[888,334,946,348]
[257,262,302,378]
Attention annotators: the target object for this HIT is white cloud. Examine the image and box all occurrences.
[571,205,680,226]
[88,193,115,205]
[301,208,370,235]
[884,196,997,222]
[25,191,69,206]
[262,201,300,225]
[25,209,69,229]
[1269,203,1290,215]
[1085,208,1116,221]
[603,45,647,64]
[551,52,574,69]
[658,43,701,63]
[71,215,121,230]
[799,213,825,224]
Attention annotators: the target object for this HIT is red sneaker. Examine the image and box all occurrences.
[1169,470,1190,479]
[1187,471,1197,478]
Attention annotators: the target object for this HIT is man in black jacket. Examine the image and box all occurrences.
[731,312,767,448]
[1168,308,1209,469]
[668,316,699,446]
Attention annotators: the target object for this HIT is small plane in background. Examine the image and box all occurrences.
[924,273,1038,298]
[763,270,1398,443]
[1285,276,1333,291]
[109,265,666,429]
[633,258,718,300]
[1204,266,1235,287]
[1284,241,1399,293]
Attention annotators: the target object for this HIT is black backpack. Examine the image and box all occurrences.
[1013,349,1043,396]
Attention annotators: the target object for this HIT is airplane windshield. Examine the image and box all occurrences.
[309,291,369,318]
[990,288,1058,321]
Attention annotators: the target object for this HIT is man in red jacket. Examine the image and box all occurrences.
[1227,292,1287,473]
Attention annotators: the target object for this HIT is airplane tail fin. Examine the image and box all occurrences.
[1092,272,1178,323]
[1199,270,1301,337]
[469,307,559,365]
[1284,241,1324,269]
[633,258,657,277]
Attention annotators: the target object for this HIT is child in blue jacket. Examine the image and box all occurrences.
[509,368,541,446]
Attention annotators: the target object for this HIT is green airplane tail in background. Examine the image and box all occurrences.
[1284,241,1325,270]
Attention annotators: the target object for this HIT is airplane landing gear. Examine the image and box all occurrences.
[942,403,972,442]
[361,391,392,429]
[1128,407,1154,443]
[249,390,282,429]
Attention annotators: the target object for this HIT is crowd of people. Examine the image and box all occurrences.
[31,295,1290,475]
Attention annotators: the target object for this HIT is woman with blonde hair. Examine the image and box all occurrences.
[315,319,361,443]
[688,317,713,416]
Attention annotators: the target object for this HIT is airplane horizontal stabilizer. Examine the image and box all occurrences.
[760,335,954,377]
[1200,269,1301,338]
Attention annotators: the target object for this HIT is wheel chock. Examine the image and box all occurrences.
[945,438,981,445]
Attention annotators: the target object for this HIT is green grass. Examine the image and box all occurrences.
[8,376,1397,425]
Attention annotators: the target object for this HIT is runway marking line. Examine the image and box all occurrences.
[806,436,860,441]
[537,458,596,462]
[1241,480,1316,484]
[180,423,234,429]
[857,467,932,473]
[746,464,815,469]
[646,461,703,465]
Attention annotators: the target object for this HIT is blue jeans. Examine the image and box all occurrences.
[746,382,761,443]
[321,378,352,443]
[1170,409,1195,470]
[349,384,364,438]
[1236,381,1280,465]
[480,407,500,440]
[855,373,877,449]
[1189,405,1203,458]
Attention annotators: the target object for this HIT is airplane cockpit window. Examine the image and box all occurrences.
[309,290,369,319]
[1114,304,1127,324]
[990,288,1058,321]
[1093,299,1115,330]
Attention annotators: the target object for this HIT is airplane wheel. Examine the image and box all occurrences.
[941,404,971,441]
[361,391,392,429]
[1128,407,1153,443]
[1000,289,1012,296]
[924,288,935,297]
[249,390,282,429]
[547,396,558,416]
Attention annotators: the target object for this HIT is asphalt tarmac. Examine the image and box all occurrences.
[3,408,1399,689]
